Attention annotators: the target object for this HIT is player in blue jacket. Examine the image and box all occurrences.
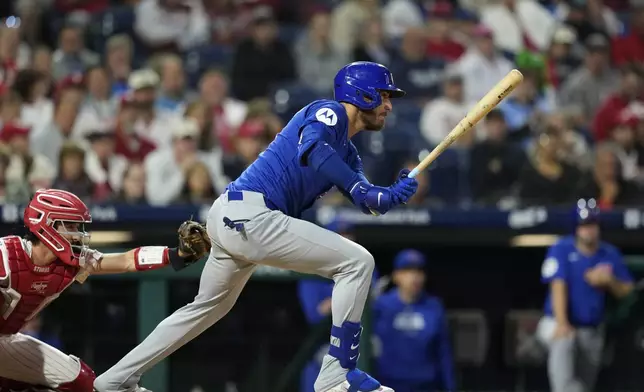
[536,199,634,392]
[95,61,418,392]
[373,249,455,392]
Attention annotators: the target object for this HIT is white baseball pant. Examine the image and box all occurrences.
[95,191,375,392]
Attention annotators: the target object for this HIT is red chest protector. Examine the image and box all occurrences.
[0,236,79,334]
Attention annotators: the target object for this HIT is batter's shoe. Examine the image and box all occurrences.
[324,369,393,392]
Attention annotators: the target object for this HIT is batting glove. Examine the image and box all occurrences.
[390,169,418,204]
[349,182,394,215]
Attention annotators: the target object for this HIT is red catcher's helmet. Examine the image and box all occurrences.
[23,189,92,267]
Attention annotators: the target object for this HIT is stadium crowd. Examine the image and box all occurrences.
[0,0,642,209]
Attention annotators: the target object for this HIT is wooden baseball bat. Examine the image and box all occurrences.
[408,69,524,179]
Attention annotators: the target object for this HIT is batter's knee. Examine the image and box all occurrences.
[352,246,375,278]
[57,356,95,392]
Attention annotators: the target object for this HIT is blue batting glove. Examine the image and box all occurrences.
[391,169,418,203]
[349,182,394,215]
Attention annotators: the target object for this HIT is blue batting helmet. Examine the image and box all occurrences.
[575,198,600,226]
[333,62,406,111]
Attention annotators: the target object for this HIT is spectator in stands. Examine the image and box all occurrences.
[583,143,643,208]
[144,118,227,205]
[425,1,465,63]
[134,0,210,52]
[223,117,265,179]
[561,0,622,44]
[129,68,179,148]
[547,111,593,172]
[114,162,147,205]
[31,88,80,168]
[203,0,256,45]
[498,69,551,142]
[518,127,585,206]
[51,0,109,26]
[381,0,425,42]
[184,100,213,150]
[420,71,470,147]
[600,109,641,182]
[559,34,617,130]
[330,0,379,54]
[242,97,283,141]
[469,109,524,206]
[450,24,514,104]
[389,27,445,102]
[0,26,17,96]
[352,17,392,66]
[2,122,55,196]
[545,26,581,90]
[612,1,644,66]
[199,69,247,154]
[374,250,455,392]
[105,34,134,96]
[52,141,95,201]
[51,24,99,81]
[114,93,156,162]
[84,127,129,202]
[231,7,295,101]
[593,63,644,141]
[31,45,53,93]
[294,9,347,96]
[0,22,29,70]
[479,0,556,54]
[155,53,193,114]
[0,143,29,204]
[20,314,63,350]
[75,66,117,133]
[178,161,218,204]
[0,90,21,129]
[14,69,54,134]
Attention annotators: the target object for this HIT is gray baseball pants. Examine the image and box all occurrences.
[94,191,375,392]
[537,316,604,392]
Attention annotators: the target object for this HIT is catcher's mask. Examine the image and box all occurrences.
[24,189,92,267]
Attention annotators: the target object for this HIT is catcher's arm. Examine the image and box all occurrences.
[81,220,211,276]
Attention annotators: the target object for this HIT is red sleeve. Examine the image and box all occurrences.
[593,98,621,142]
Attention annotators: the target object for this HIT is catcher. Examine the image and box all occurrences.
[0,189,210,392]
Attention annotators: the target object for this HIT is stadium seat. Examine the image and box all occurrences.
[426,147,466,204]
[184,45,234,88]
[87,6,136,54]
[279,24,304,45]
[392,100,423,123]
[270,82,322,122]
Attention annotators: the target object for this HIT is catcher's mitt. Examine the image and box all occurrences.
[177,220,211,260]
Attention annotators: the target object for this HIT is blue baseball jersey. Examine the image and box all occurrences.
[373,289,455,391]
[541,236,633,326]
[228,100,364,218]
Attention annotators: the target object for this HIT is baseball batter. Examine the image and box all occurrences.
[94,62,419,392]
[0,189,209,392]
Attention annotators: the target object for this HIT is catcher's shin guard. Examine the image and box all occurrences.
[56,357,95,392]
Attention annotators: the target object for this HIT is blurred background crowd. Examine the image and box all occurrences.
[0,0,644,209]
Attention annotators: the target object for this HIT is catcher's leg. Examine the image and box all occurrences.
[0,333,95,392]
[94,253,256,392]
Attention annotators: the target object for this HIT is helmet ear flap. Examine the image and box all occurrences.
[355,86,381,111]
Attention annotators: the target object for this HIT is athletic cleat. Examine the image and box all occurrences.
[324,369,393,392]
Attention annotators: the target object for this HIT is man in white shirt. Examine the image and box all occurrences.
[420,72,473,147]
[450,24,514,103]
[144,118,229,206]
